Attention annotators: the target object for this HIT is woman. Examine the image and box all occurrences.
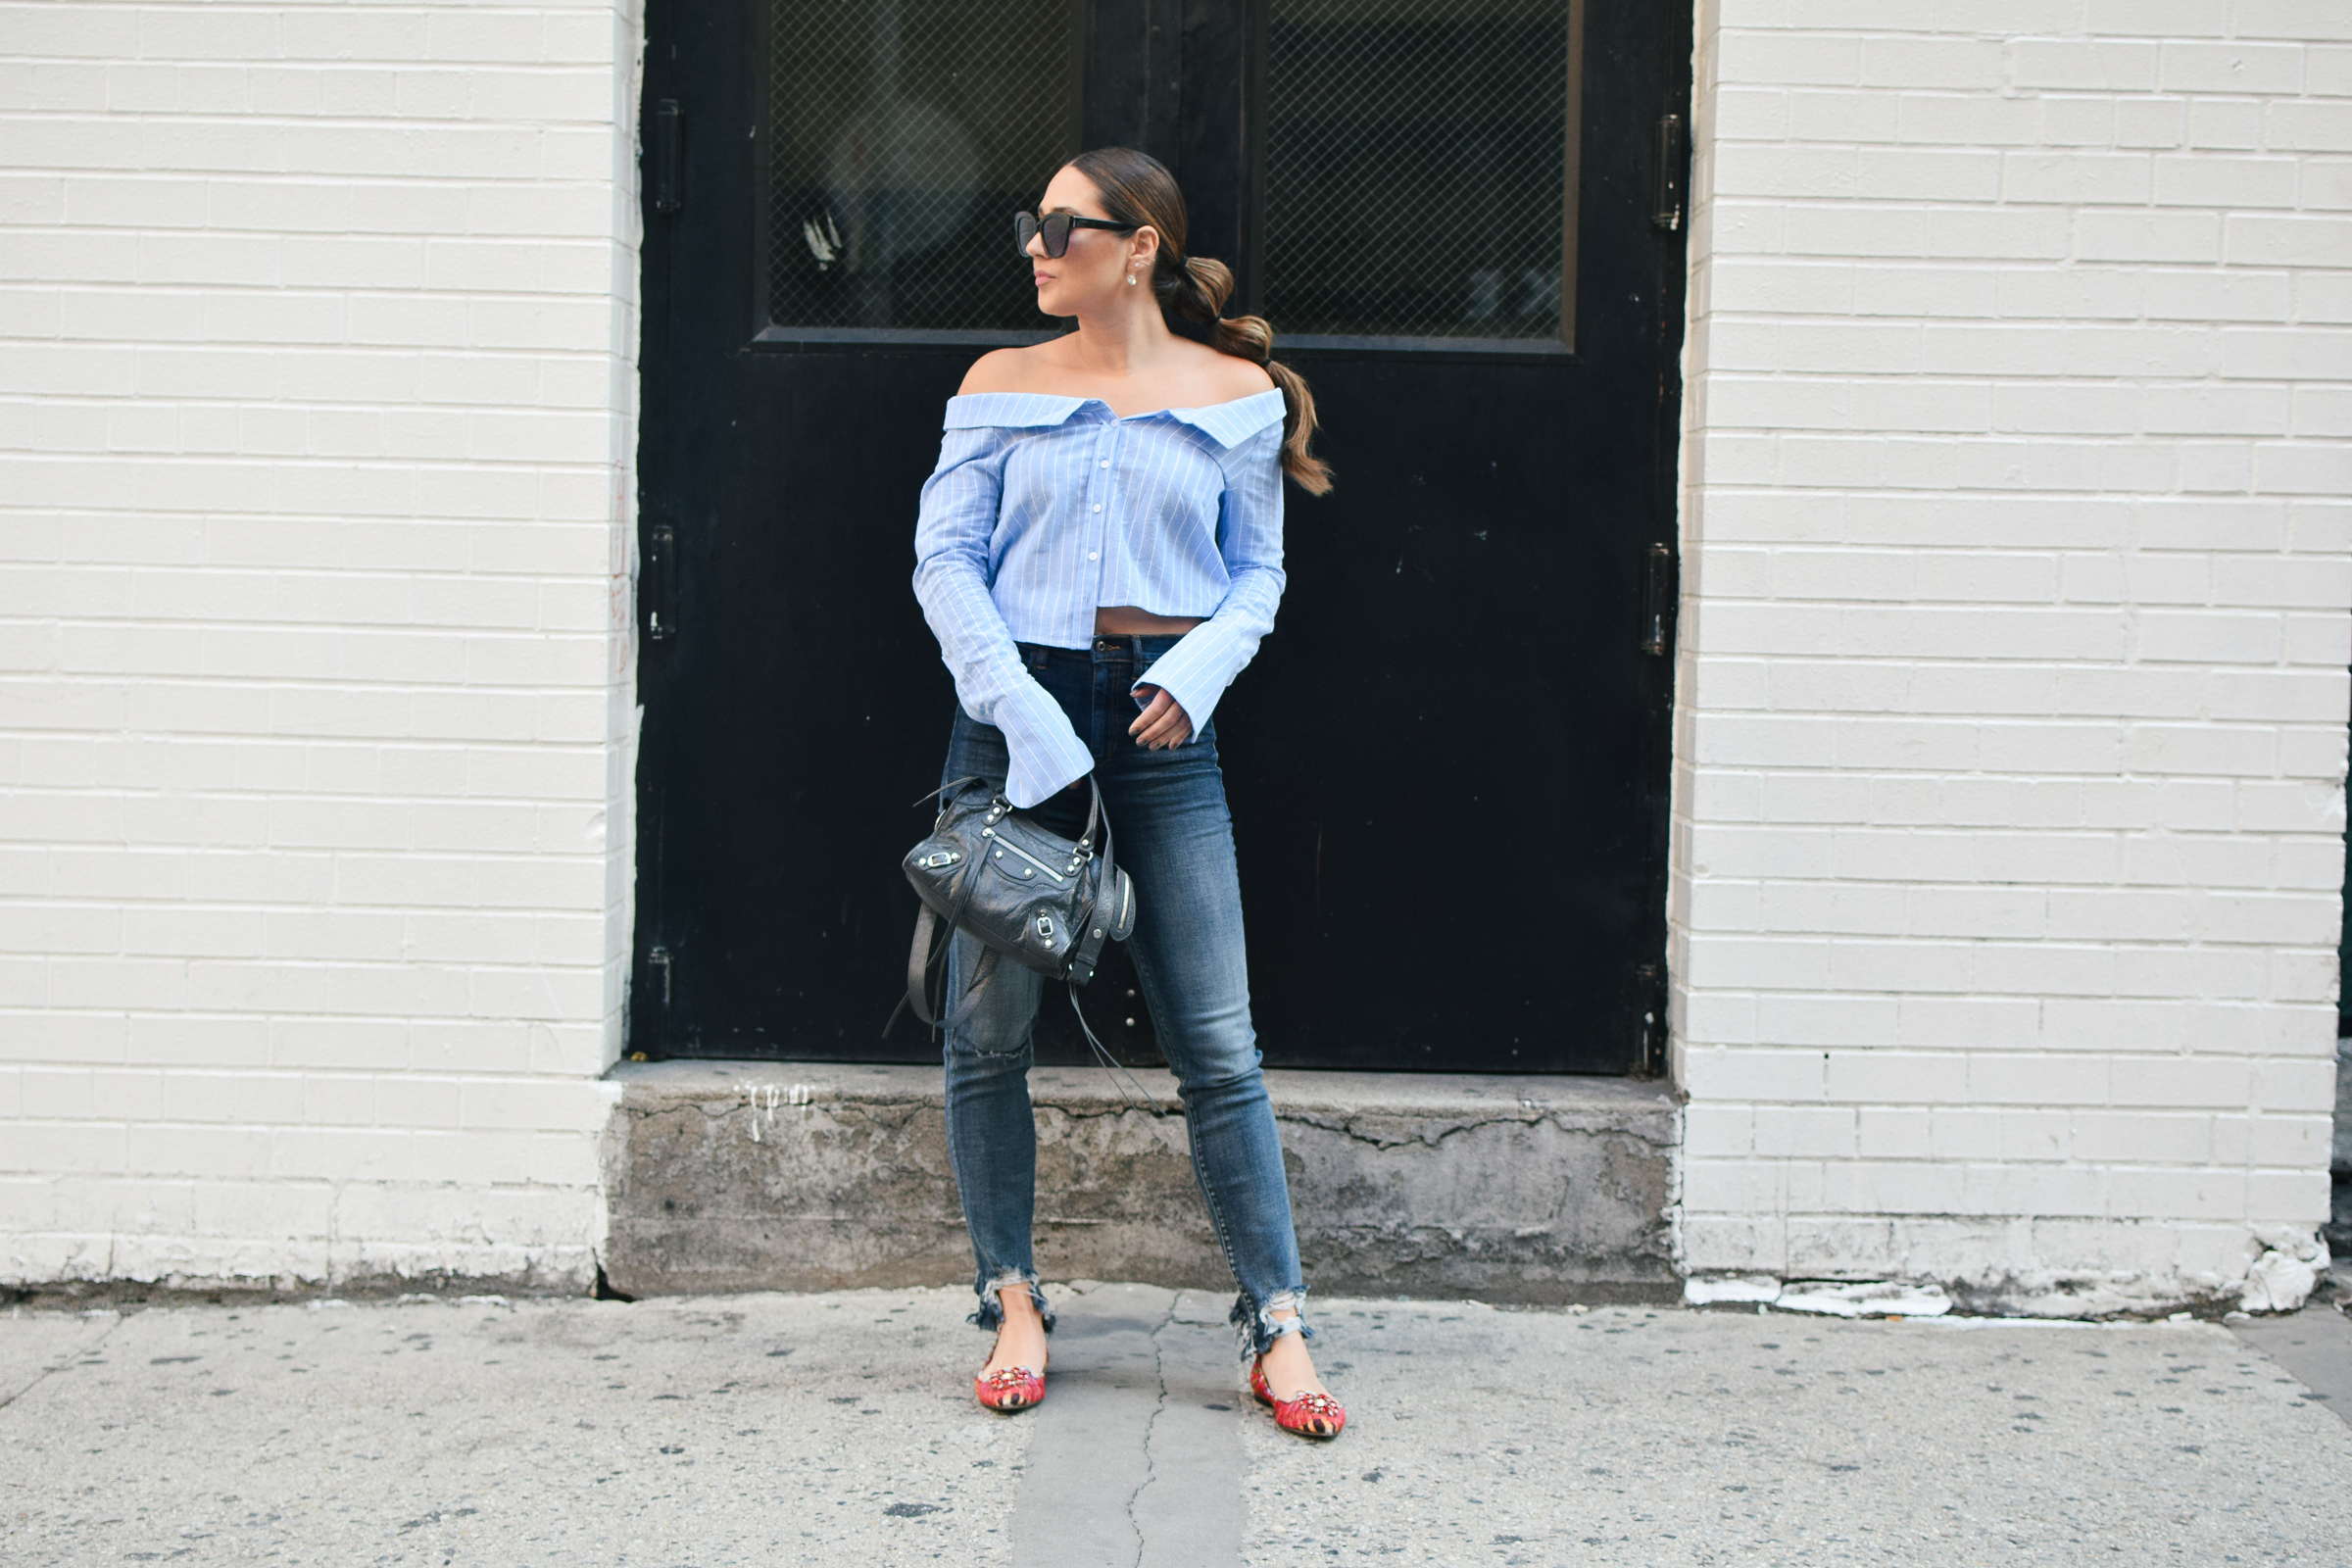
[910,147,1345,1441]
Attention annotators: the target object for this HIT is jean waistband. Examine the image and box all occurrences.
[1018,635,1183,669]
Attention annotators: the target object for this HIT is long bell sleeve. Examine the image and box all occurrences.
[911,425,1096,808]
[1129,421,1287,739]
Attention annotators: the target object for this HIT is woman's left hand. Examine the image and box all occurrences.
[1129,685,1194,750]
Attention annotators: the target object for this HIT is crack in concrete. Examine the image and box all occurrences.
[1122,1296,1180,1568]
[1286,1108,1679,1152]
[0,1311,119,1413]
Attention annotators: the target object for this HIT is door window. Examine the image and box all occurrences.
[1264,0,1582,345]
[760,0,1083,333]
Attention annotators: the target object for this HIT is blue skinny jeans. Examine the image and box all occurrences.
[939,634,1309,1357]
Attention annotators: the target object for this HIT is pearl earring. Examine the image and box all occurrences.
[1127,270,1140,285]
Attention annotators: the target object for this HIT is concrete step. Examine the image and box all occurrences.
[603,1061,1682,1303]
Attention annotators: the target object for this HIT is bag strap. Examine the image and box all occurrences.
[1045,782,1163,1114]
[1065,778,1119,986]
[904,844,994,1029]
[914,775,990,812]
[1065,982,1168,1118]
[904,905,948,1027]
[896,774,995,1030]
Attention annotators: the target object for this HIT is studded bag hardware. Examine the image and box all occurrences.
[900,775,1137,1032]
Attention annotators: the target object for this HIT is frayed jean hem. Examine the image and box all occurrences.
[967,1272,1056,1335]
[1230,1287,1312,1360]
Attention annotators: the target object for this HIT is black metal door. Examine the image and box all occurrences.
[633,0,1690,1073]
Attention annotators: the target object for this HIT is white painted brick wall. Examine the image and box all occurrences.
[1676,0,2351,1311]
[7,0,2344,1307]
[0,0,642,1287]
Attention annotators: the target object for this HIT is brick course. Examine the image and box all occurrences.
[1677,0,2349,1311]
[4,0,2344,1308]
[0,0,639,1288]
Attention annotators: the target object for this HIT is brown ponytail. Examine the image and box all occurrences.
[1064,147,1333,496]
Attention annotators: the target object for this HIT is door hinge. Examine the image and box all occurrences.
[648,945,673,1007]
[1641,543,1675,656]
[1651,113,1686,231]
[643,522,676,640]
[1636,961,1666,1075]
[648,99,684,215]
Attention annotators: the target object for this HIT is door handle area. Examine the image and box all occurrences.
[643,522,677,641]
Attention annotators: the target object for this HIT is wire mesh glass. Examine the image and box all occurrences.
[1264,0,1576,341]
[761,0,1080,332]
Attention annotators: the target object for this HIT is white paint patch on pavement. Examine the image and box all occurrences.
[1774,1280,1953,1318]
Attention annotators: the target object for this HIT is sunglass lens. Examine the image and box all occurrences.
[1014,212,1076,258]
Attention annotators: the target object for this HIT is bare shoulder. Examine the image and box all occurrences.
[956,347,1028,396]
[957,342,1068,396]
[1189,342,1276,402]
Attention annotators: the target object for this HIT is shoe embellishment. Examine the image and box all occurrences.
[1250,1356,1347,1440]
[975,1365,1045,1412]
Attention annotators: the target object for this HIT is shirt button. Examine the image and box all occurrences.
[1100,460,1109,468]
[1088,551,1099,561]
[1092,503,1102,512]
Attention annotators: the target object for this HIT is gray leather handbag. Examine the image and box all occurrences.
[901,776,1137,1030]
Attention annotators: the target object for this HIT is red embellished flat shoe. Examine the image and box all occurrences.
[1250,1355,1346,1440]
[975,1363,1045,1413]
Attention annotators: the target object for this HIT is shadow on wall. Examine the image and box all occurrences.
[2331,1040,2350,1259]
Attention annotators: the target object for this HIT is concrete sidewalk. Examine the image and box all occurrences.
[3,1286,2349,1567]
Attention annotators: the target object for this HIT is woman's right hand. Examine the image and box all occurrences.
[1128,685,1194,750]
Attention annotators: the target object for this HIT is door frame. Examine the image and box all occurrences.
[630,0,1691,1073]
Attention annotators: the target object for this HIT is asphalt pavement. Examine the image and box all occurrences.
[3,1282,2349,1566]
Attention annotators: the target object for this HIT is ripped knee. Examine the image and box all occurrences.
[941,949,1042,1060]
[946,1023,1033,1063]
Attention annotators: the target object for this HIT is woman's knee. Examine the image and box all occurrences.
[945,1017,1034,1065]
[1170,1037,1265,1098]
[1158,1000,1263,1093]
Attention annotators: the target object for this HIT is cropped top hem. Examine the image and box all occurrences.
[912,387,1288,808]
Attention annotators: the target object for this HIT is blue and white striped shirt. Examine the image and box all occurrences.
[912,388,1289,807]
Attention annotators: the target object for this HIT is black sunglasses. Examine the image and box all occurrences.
[1014,210,1138,259]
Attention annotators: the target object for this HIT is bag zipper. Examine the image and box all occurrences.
[983,829,1068,884]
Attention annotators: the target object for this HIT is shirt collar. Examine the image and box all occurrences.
[942,393,1088,430]
[942,386,1285,448]
[1163,388,1286,447]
